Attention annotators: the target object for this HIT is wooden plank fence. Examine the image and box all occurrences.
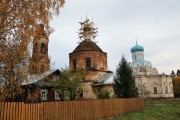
[0,98,144,120]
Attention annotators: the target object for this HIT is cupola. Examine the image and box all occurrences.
[131,43,144,52]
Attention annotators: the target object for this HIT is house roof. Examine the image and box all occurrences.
[21,69,60,86]
[93,72,113,86]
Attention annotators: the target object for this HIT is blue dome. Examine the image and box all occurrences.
[131,44,144,52]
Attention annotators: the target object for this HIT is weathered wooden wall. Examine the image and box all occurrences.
[0,98,144,120]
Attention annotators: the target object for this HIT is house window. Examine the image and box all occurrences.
[73,59,77,70]
[86,57,91,70]
[53,76,59,81]
[54,92,60,100]
[165,87,168,94]
[153,87,157,94]
[41,89,48,101]
[41,43,46,54]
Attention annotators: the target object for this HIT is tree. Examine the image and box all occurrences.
[176,69,180,76]
[0,0,65,100]
[50,68,84,101]
[170,70,176,77]
[97,90,111,99]
[113,56,138,98]
[172,76,180,97]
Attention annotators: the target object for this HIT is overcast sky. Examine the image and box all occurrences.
[49,0,180,75]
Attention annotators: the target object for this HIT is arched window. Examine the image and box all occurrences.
[86,57,91,70]
[41,43,46,54]
[153,87,157,94]
[73,59,77,70]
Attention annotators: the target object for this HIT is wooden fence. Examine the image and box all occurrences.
[0,98,144,120]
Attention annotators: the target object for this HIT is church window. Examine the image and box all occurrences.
[86,57,91,70]
[153,87,157,94]
[41,43,46,54]
[73,59,77,70]
[134,55,137,60]
[41,89,48,101]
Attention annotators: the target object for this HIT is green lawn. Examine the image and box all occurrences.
[111,99,180,120]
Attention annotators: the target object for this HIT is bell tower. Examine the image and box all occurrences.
[30,24,50,74]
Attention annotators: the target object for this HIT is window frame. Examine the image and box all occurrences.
[153,87,157,94]
[41,89,48,101]
[54,92,60,100]
[86,57,91,70]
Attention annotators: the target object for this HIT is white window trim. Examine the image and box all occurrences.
[54,92,60,100]
[41,89,48,101]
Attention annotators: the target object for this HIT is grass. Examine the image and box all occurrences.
[111,99,180,120]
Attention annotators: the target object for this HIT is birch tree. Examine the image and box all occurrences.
[0,0,65,100]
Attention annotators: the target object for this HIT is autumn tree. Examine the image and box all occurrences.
[50,68,84,101]
[113,56,138,98]
[171,69,180,97]
[172,76,180,97]
[0,0,65,101]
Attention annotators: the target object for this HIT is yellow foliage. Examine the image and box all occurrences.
[172,76,180,97]
[0,0,65,100]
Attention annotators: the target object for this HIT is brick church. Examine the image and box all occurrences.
[69,19,113,99]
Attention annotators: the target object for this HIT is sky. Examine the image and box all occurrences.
[49,0,180,75]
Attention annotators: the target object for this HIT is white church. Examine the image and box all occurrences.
[130,42,174,98]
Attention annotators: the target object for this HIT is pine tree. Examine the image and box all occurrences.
[171,70,176,77]
[113,56,138,98]
[177,69,180,76]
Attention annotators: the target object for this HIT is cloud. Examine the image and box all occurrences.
[49,0,180,75]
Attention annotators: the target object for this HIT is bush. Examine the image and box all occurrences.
[97,90,111,99]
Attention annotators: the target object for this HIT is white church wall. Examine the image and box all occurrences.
[135,75,174,98]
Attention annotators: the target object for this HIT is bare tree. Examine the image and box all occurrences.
[0,0,65,100]
[139,83,151,98]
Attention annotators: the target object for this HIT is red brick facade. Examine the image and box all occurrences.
[69,41,108,82]
[70,51,107,71]
[30,24,50,74]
